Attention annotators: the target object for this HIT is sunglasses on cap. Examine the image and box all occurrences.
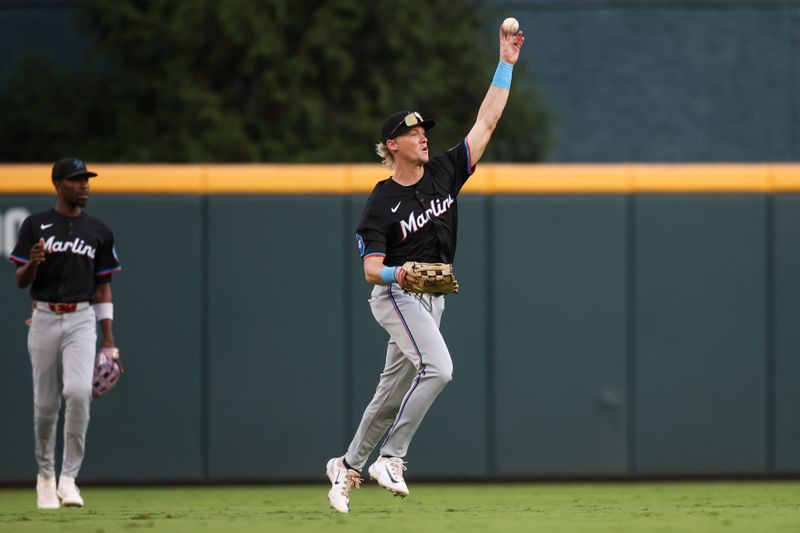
[386,112,424,139]
[401,112,424,128]
[381,109,436,142]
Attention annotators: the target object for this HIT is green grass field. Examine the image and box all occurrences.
[1,482,799,532]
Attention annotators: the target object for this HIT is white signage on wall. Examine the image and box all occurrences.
[0,208,31,258]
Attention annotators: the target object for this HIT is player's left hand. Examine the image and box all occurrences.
[499,25,525,65]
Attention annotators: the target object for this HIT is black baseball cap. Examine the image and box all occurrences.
[52,158,98,182]
[381,110,436,143]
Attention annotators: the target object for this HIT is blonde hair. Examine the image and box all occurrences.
[375,142,396,170]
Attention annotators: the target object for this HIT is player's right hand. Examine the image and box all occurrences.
[498,26,524,66]
[30,238,46,265]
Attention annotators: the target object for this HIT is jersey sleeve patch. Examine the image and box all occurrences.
[356,233,366,257]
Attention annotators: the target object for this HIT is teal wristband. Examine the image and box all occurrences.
[492,60,513,89]
[380,266,398,284]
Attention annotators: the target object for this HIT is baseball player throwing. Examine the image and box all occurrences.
[326,23,525,512]
[9,158,121,509]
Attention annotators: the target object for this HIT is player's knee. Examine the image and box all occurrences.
[428,368,453,388]
[62,384,91,406]
[34,399,61,418]
[437,360,454,385]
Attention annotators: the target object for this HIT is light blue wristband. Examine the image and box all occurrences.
[492,60,513,89]
[380,266,398,285]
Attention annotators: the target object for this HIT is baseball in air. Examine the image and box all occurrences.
[502,17,519,36]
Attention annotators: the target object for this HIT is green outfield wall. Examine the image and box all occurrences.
[0,193,798,482]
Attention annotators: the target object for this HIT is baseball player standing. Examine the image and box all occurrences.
[326,24,525,512]
[9,158,122,509]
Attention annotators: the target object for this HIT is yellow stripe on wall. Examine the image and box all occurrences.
[2,163,800,194]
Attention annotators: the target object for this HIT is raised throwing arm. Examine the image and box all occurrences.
[466,24,526,165]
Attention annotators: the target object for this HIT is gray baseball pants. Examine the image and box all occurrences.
[28,305,96,479]
[345,284,453,470]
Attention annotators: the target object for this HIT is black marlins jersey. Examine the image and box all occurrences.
[356,139,475,266]
[9,209,121,302]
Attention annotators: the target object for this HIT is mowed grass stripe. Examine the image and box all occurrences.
[0,482,799,533]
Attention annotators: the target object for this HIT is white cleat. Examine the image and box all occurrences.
[326,457,362,513]
[36,474,60,509]
[57,476,84,507]
[368,456,409,497]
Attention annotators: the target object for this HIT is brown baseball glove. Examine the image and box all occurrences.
[401,262,459,294]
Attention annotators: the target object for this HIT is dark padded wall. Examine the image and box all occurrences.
[206,197,347,480]
[493,196,629,476]
[0,193,794,481]
[633,196,767,475]
[773,195,800,473]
